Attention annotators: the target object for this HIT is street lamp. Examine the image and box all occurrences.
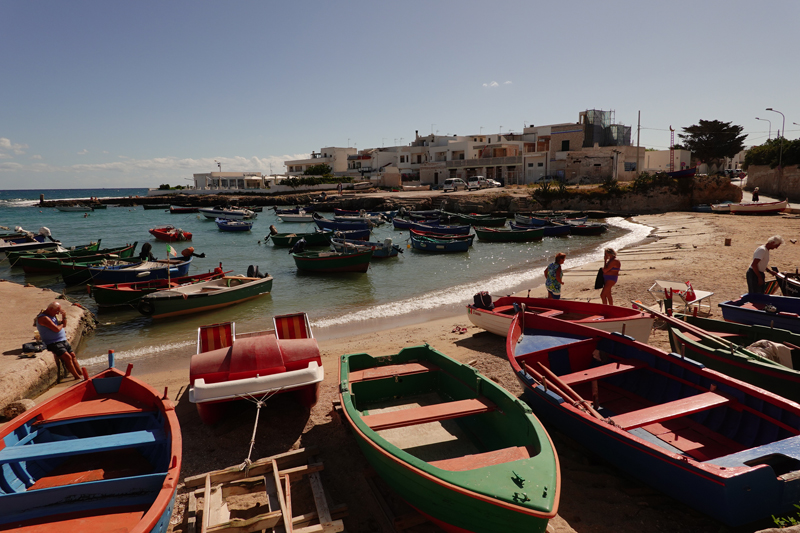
[755,117,771,140]
[214,160,221,172]
[766,108,785,168]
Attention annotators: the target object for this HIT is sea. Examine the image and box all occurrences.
[0,188,652,371]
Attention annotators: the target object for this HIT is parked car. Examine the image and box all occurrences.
[467,176,491,190]
[442,178,467,192]
[486,179,502,188]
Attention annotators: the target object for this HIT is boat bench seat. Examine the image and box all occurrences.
[560,358,647,386]
[576,315,604,322]
[0,473,167,523]
[0,429,165,464]
[609,392,730,430]
[536,309,563,318]
[364,398,496,431]
[429,446,530,472]
[348,361,438,383]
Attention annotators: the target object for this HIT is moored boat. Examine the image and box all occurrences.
[149,226,192,242]
[510,222,571,237]
[6,240,102,267]
[507,311,800,526]
[313,212,372,231]
[19,243,137,274]
[190,313,324,424]
[566,222,607,236]
[473,226,544,242]
[138,273,273,319]
[89,269,228,308]
[59,258,141,285]
[392,217,440,230]
[55,205,93,212]
[729,198,788,215]
[410,234,472,252]
[408,228,475,240]
[441,211,507,227]
[330,237,402,258]
[339,344,560,533]
[198,206,256,220]
[169,205,199,214]
[468,295,652,341]
[0,359,181,532]
[292,249,373,273]
[278,210,314,223]
[142,204,170,210]
[720,293,800,333]
[267,229,334,247]
[87,258,193,285]
[215,218,253,232]
[407,221,471,235]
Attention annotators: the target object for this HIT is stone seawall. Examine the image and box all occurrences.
[744,165,800,202]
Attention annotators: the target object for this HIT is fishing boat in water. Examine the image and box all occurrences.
[190,313,324,424]
[313,212,372,231]
[507,311,800,526]
[278,210,314,223]
[292,249,373,273]
[406,221,471,235]
[391,217,440,230]
[410,234,472,252]
[408,228,475,241]
[89,269,229,308]
[468,295,652,341]
[339,344,560,533]
[198,207,256,220]
[0,358,181,533]
[18,243,137,274]
[86,258,193,285]
[510,222,571,237]
[215,218,253,232]
[440,211,507,227]
[169,205,199,214]
[330,237,403,258]
[473,226,544,242]
[148,226,192,242]
[6,240,102,267]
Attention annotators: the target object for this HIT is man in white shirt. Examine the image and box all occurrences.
[747,235,783,294]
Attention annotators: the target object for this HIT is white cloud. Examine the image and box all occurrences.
[0,137,28,155]
[482,81,500,88]
[77,149,88,155]
[504,81,512,85]
[31,154,42,160]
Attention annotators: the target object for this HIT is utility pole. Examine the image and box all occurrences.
[636,111,641,176]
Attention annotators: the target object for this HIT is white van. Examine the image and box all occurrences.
[467,176,489,190]
[442,178,467,192]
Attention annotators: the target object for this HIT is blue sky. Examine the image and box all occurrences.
[1,0,798,189]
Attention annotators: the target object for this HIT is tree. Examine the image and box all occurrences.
[678,120,746,164]
[303,163,332,176]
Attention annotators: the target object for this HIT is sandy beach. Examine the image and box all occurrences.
[3,208,799,532]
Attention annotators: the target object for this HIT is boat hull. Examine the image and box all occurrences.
[410,235,472,252]
[292,250,373,272]
[473,226,544,242]
[270,231,333,247]
[149,227,192,242]
[88,259,192,285]
[18,243,135,274]
[720,293,800,333]
[730,199,788,214]
[139,276,273,318]
[89,271,225,307]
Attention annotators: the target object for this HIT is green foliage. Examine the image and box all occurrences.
[678,119,746,163]
[303,164,333,176]
[773,503,800,528]
[282,176,352,189]
[602,175,620,193]
[744,138,800,169]
[158,184,184,190]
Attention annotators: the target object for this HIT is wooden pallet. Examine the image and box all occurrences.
[183,446,346,533]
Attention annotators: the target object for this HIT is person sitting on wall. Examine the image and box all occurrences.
[35,301,83,381]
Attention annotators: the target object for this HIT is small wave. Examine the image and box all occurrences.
[80,339,194,367]
[311,217,651,329]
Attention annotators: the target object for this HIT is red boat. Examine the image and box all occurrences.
[408,227,474,240]
[189,313,324,424]
[148,225,192,242]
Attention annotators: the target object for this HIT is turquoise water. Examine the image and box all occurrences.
[0,188,650,368]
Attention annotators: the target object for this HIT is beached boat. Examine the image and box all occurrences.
[473,226,544,242]
[148,226,191,242]
[392,217,440,230]
[507,311,800,526]
[87,258,193,285]
[190,313,324,424]
[339,344,560,533]
[313,212,371,231]
[468,296,653,341]
[666,166,697,178]
[729,198,788,215]
[142,204,170,210]
[89,270,228,308]
[566,222,607,236]
[19,243,137,274]
[292,250,373,273]
[407,221,471,235]
[510,222,571,237]
[0,358,181,532]
[664,314,800,403]
[408,228,475,241]
[169,205,199,214]
[776,271,800,298]
[441,211,507,227]
[6,240,102,267]
[55,205,93,212]
[720,293,800,333]
[215,218,253,232]
[330,237,402,259]
[278,210,314,223]
[410,234,472,252]
[138,273,273,319]
[198,206,256,220]
[711,202,733,213]
[514,214,586,226]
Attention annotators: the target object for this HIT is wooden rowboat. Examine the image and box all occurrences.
[292,250,373,273]
[89,270,229,308]
[473,226,544,242]
[720,293,800,333]
[467,295,653,341]
[507,311,800,526]
[17,243,136,274]
[148,226,192,242]
[410,234,472,252]
[6,240,102,267]
[729,198,788,215]
[339,344,560,532]
[0,359,181,532]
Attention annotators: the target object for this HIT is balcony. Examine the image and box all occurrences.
[446,155,522,168]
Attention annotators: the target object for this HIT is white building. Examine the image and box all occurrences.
[285,147,356,175]
[192,172,265,190]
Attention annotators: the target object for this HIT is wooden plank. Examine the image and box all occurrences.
[0,429,164,463]
[363,398,495,431]
[348,361,438,383]
[208,485,230,530]
[185,446,316,489]
[560,359,646,386]
[187,490,197,533]
[610,392,730,430]
[428,446,530,472]
[281,462,325,482]
[308,471,333,528]
[284,474,293,533]
[207,511,282,533]
[291,504,347,528]
[273,459,293,533]
[202,474,211,533]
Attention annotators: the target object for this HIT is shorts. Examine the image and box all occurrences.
[46,341,73,358]
[547,291,561,300]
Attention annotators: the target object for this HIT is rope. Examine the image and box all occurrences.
[236,387,284,476]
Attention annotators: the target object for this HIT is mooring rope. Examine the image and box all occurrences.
[236,387,285,476]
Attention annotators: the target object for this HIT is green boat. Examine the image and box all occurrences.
[667,313,800,403]
[268,230,332,247]
[292,250,372,273]
[5,240,102,266]
[89,270,226,308]
[137,274,273,319]
[17,242,137,273]
[441,211,507,227]
[339,344,560,532]
[473,226,545,243]
[59,257,141,285]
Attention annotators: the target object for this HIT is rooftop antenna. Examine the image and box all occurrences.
[214,160,221,172]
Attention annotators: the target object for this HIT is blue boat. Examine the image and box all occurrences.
[330,237,403,258]
[0,357,181,532]
[407,221,471,235]
[87,258,192,284]
[507,311,800,527]
[312,212,371,231]
[215,218,254,232]
[510,222,571,237]
[720,293,800,333]
[410,234,472,252]
[392,217,440,230]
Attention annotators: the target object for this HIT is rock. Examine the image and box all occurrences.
[3,398,36,419]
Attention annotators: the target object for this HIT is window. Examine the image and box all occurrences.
[528,163,534,167]
[625,162,637,171]
[561,140,569,151]
[538,162,544,167]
